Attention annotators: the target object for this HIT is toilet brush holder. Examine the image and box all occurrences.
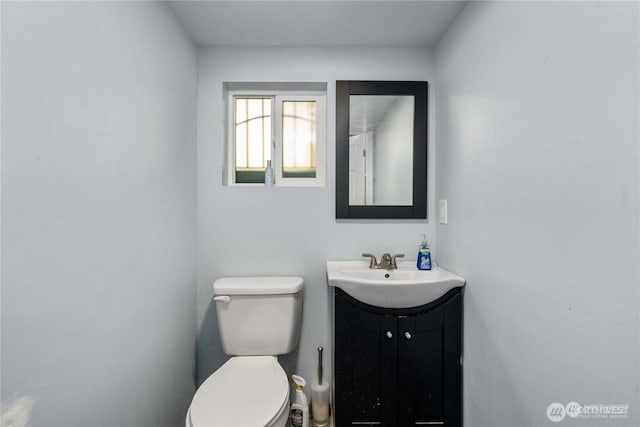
[310,380,330,427]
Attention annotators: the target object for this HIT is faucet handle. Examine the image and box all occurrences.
[362,253,378,268]
[391,253,405,268]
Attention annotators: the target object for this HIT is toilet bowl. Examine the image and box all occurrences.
[186,356,289,427]
[185,276,303,427]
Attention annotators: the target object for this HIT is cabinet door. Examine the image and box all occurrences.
[397,307,444,427]
[335,292,397,426]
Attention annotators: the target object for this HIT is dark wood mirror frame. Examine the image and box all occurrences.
[336,80,428,219]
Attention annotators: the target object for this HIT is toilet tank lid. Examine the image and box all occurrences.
[213,276,303,295]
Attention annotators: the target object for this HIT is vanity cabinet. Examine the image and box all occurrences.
[333,287,463,427]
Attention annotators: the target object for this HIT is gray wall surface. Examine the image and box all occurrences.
[435,2,639,426]
[196,46,436,386]
[1,2,198,426]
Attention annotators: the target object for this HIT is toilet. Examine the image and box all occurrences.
[185,276,304,427]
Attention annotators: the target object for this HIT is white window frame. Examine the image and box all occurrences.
[226,90,326,187]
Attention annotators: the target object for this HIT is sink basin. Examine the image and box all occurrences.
[327,260,465,308]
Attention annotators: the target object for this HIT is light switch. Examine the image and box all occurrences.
[439,199,448,224]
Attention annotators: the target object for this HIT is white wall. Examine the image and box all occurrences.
[197,46,436,385]
[1,2,197,426]
[374,96,415,205]
[435,2,639,426]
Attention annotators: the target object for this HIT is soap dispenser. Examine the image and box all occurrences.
[416,234,432,270]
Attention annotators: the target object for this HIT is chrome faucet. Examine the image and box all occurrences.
[362,253,405,269]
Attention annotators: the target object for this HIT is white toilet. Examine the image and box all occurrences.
[185,276,304,427]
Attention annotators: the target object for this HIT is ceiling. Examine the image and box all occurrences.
[167,1,467,47]
[350,96,399,135]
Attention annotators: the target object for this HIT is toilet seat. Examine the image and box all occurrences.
[187,356,289,427]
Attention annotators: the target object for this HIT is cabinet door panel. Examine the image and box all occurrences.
[398,308,444,427]
[335,292,397,426]
[443,294,462,427]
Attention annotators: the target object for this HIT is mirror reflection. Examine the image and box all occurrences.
[349,95,414,206]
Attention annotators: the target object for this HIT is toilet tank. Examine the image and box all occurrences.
[213,276,303,356]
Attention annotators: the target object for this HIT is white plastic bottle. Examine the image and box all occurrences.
[265,160,274,187]
[290,375,309,427]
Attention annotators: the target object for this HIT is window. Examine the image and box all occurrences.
[225,87,326,186]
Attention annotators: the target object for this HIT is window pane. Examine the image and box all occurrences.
[235,98,247,123]
[235,97,271,183]
[282,101,317,178]
[263,119,271,163]
[247,98,264,121]
[247,118,265,168]
[235,123,247,168]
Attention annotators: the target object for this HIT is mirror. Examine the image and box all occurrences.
[336,81,428,219]
[349,95,414,206]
